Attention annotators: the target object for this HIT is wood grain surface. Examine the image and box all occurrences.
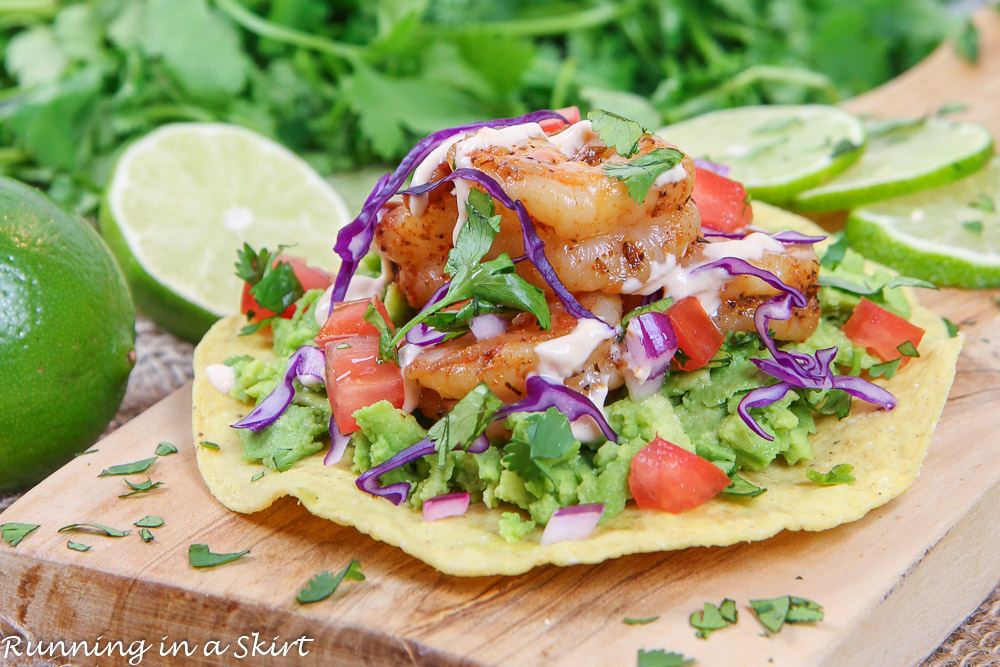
[2,9,1000,667]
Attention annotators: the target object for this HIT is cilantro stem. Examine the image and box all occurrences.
[550,57,577,109]
[662,65,842,123]
[136,104,218,124]
[421,0,641,38]
[213,0,364,64]
[0,0,57,18]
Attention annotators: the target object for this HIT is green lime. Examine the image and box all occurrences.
[793,118,994,212]
[100,123,350,342]
[656,105,866,202]
[846,157,1000,288]
[0,177,135,492]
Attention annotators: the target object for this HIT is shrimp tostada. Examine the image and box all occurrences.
[192,109,961,576]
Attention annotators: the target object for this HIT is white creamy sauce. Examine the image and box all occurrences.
[652,162,688,187]
[397,343,424,413]
[546,119,598,157]
[397,342,422,370]
[298,374,324,389]
[408,134,464,217]
[621,233,788,316]
[533,318,615,381]
[205,363,235,394]
[570,379,611,443]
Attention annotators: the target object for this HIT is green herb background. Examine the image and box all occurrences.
[0,0,980,215]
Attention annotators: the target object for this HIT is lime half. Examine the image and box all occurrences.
[846,157,1000,288]
[793,118,993,212]
[100,123,349,341]
[656,105,866,203]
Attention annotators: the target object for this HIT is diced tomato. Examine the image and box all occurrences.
[241,256,332,322]
[628,437,731,512]
[692,167,753,233]
[324,336,405,432]
[315,296,393,349]
[539,106,581,133]
[666,296,725,371]
[842,297,925,363]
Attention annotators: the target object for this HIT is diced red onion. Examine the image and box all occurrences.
[469,314,508,341]
[330,110,570,301]
[494,376,617,442]
[540,503,604,545]
[231,345,325,432]
[422,492,471,521]
[324,414,351,466]
[401,168,599,322]
[624,311,677,382]
[640,288,664,306]
[693,158,730,177]
[467,434,491,454]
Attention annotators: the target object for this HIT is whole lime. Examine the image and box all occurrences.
[0,178,135,492]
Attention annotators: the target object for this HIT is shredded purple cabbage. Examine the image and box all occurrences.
[330,110,569,301]
[640,288,664,306]
[624,311,678,382]
[402,168,597,321]
[324,414,351,466]
[693,158,731,177]
[355,438,435,505]
[405,283,449,346]
[494,376,617,442]
[702,228,826,245]
[697,259,897,440]
[231,346,325,432]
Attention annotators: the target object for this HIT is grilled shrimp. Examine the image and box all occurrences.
[404,294,624,407]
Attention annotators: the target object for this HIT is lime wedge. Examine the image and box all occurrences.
[793,118,993,211]
[846,157,1000,288]
[100,123,349,341]
[656,105,866,202]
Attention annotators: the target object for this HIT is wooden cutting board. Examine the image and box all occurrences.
[2,11,999,667]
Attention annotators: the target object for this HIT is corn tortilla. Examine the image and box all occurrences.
[192,204,962,576]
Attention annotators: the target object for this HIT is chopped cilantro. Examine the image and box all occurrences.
[624,615,660,625]
[619,296,674,333]
[199,441,221,450]
[296,559,365,604]
[98,457,157,477]
[251,470,265,482]
[445,188,502,274]
[943,317,960,338]
[364,302,397,364]
[690,598,738,638]
[188,543,249,568]
[868,359,901,380]
[140,529,155,543]
[58,523,130,537]
[808,390,852,419]
[806,464,856,486]
[155,441,178,456]
[502,408,576,483]
[751,596,824,633]
[819,234,848,268]
[969,194,995,212]
[896,340,919,358]
[67,541,91,552]
[603,148,685,204]
[118,477,164,498]
[428,383,502,465]
[135,516,164,528]
[235,243,304,316]
[722,474,765,498]
[588,109,645,158]
[937,103,969,116]
[1,523,39,547]
[74,448,98,457]
[636,648,694,667]
[962,220,984,234]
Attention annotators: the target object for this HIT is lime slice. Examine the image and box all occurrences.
[100,123,350,341]
[656,105,866,202]
[846,157,1000,288]
[793,118,993,211]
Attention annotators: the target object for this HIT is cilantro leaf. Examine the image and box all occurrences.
[118,477,164,498]
[751,596,824,633]
[155,441,178,456]
[188,543,249,568]
[962,220,984,235]
[636,648,694,667]
[603,148,685,204]
[722,474,765,498]
[969,194,996,212]
[135,516,164,528]
[140,529,155,543]
[943,318,960,338]
[235,242,272,285]
[251,470,265,482]
[817,274,936,295]
[624,615,660,625]
[428,383,502,465]
[897,340,919,358]
[690,598,738,639]
[806,464,856,486]
[1,523,39,548]
[869,359,900,379]
[74,449,98,457]
[296,558,365,604]
[808,390,853,419]
[67,540,91,552]
[58,523,130,537]
[251,258,304,316]
[588,109,645,158]
[199,441,220,450]
[364,302,397,363]
[820,234,849,268]
[502,408,577,483]
[446,188,501,275]
[98,457,157,477]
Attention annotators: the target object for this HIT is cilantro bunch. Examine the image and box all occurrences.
[0,0,975,215]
